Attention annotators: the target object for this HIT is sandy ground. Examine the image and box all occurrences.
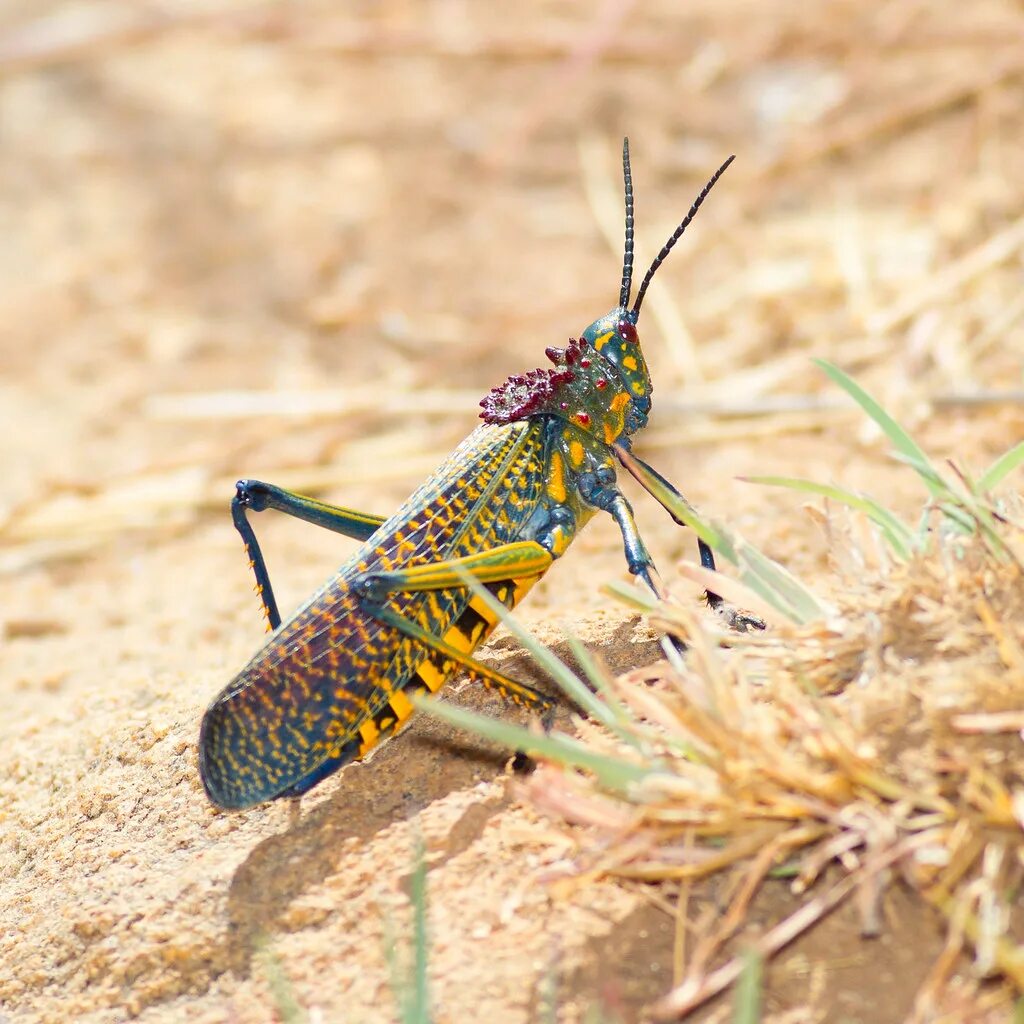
[2,1,1023,1021]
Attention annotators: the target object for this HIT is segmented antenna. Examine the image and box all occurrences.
[631,154,735,319]
[619,137,634,310]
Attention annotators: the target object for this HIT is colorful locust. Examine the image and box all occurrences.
[200,139,759,811]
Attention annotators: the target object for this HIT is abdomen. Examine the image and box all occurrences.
[200,421,551,809]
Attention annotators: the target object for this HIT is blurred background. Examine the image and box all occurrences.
[4,0,1024,742]
[1,2,1023,1018]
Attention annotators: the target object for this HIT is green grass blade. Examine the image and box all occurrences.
[964,504,1012,559]
[610,521,826,624]
[452,567,615,727]
[914,506,932,546]
[414,695,651,791]
[733,541,830,623]
[745,475,916,559]
[936,500,979,535]
[733,950,763,1024]
[601,580,658,611]
[814,359,944,498]
[615,445,738,562]
[617,443,825,621]
[725,561,806,623]
[409,836,430,1024]
[383,838,432,1024]
[889,451,957,500]
[563,633,648,750]
[257,942,308,1024]
[978,439,1024,493]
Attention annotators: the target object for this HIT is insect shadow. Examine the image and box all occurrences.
[222,675,536,974]
[220,617,655,976]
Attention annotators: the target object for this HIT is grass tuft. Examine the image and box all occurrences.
[749,361,1024,563]
[421,511,1024,1019]
[415,373,1024,1018]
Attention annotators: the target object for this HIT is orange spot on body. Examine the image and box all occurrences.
[547,452,567,503]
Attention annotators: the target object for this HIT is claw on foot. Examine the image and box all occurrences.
[704,591,766,633]
[718,603,766,633]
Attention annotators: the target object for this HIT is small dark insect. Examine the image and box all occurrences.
[199,139,763,811]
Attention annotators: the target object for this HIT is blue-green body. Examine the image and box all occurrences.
[199,141,752,810]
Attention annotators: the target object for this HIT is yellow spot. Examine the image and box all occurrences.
[632,381,645,395]
[466,596,501,631]
[622,355,638,371]
[358,719,379,749]
[547,451,567,503]
[546,525,572,557]
[511,576,540,606]
[388,690,415,721]
[568,440,585,468]
[592,330,613,351]
[611,392,630,413]
[448,623,474,649]
[417,659,446,692]
[425,592,444,624]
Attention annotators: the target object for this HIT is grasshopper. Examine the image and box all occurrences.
[199,139,761,810]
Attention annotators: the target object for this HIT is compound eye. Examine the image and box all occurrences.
[618,319,639,345]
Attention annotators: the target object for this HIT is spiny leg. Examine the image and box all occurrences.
[354,540,556,715]
[354,541,553,601]
[592,488,687,658]
[612,447,766,632]
[604,492,671,602]
[232,478,388,630]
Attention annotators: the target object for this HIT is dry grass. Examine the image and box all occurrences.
[3,1,1024,1021]
[512,514,1024,1020]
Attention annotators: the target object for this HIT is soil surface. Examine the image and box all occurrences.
[2,2,1022,1022]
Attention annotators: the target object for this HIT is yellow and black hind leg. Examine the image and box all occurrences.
[354,541,557,719]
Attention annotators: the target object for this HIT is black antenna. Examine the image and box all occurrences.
[631,154,735,319]
[619,137,634,310]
